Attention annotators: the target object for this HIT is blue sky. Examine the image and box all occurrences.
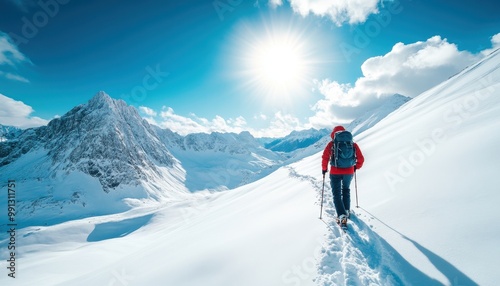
[0,0,499,137]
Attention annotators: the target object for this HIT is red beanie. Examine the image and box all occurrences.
[330,125,345,139]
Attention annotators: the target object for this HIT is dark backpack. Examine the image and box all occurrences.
[330,130,356,168]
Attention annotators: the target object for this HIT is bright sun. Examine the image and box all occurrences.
[236,20,313,102]
[252,37,305,89]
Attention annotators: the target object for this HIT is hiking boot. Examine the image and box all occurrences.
[336,214,348,229]
[339,214,347,224]
[336,214,346,223]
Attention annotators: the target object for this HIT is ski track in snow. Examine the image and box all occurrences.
[286,166,405,286]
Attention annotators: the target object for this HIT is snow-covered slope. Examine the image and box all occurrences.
[348,48,500,286]
[0,167,326,286]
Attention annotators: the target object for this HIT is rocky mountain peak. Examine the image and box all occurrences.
[2,92,177,192]
[87,91,127,113]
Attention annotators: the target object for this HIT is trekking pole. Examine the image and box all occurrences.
[319,174,325,219]
[354,168,359,208]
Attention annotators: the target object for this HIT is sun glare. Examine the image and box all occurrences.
[234,19,315,104]
[253,36,305,89]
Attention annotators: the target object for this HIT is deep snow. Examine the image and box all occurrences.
[1,49,499,285]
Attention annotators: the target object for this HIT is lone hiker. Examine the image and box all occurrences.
[322,125,364,228]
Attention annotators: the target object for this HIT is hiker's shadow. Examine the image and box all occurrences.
[348,209,478,286]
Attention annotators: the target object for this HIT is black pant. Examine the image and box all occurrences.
[330,174,353,217]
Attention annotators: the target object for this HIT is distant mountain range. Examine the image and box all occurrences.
[155,127,286,191]
[0,92,409,227]
[264,128,330,152]
[0,124,21,142]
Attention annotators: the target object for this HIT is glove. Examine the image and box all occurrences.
[355,165,361,171]
[322,170,327,175]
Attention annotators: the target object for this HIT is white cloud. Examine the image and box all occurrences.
[139,106,157,117]
[308,81,362,128]
[308,36,482,127]
[268,0,282,8]
[493,33,500,47]
[0,32,31,82]
[271,0,381,25]
[227,116,247,128]
[157,107,203,135]
[141,106,250,136]
[258,111,303,137]
[481,32,500,56]
[315,80,359,107]
[139,105,304,138]
[254,113,268,121]
[0,94,49,128]
[358,36,479,97]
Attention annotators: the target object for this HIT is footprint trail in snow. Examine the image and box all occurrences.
[286,166,406,286]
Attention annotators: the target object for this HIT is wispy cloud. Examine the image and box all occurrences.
[0,71,30,83]
[0,32,30,65]
[0,93,49,128]
[270,0,381,26]
[0,32,32,82]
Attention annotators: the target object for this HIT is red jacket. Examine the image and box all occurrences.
[322,126,364,175]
